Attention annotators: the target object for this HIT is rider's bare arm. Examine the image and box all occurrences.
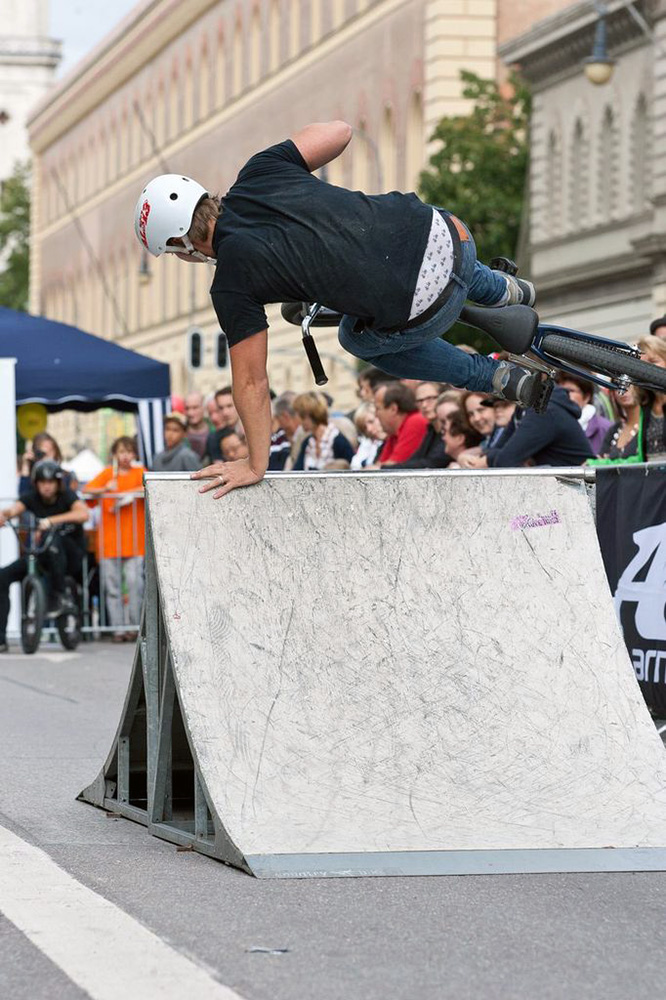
[0,501,26,526]
[291,121,352,172]
[38,500,89,528]
[193,330,272,498]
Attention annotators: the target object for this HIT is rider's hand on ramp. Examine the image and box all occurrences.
[191,459,264,499]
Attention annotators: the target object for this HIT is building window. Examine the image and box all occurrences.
[169,69,180,140]
[269,0,280,72]
[289,0,301,58]
[200,43,210,119]
[569,118,588,229]
[250,7,261,85]
[598,105,617,222]
[631,94,650,213]
[184,58,195,129]
[233,21,243,96]
[545,129,562,239]
[216,31,226,107]
[405,90,423,191]
[379,105,396,193]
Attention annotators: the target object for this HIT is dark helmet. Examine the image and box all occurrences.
[31,459,64,484]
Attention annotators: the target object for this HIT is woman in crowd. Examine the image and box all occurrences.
[350,402,386,469]
[636,335,666,460]
[556,373,612,457]
[19,432,78,492]
[292,392,355,471]
[84,436,145,642]
[597,385,643,460]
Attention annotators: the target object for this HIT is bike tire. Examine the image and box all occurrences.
[21,576,46,655]
[56,579,82,651]
[540,335,666,392]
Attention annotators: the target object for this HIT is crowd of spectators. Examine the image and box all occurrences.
[1,317,665,652]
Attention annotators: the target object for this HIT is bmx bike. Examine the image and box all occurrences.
[280,259,666,398]
[3,520,82,654]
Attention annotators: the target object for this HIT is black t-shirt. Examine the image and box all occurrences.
[20,487,86,550]
[210,140,433,347]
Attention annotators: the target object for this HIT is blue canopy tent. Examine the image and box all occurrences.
[0,307,171,464]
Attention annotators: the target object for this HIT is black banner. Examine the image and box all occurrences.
[596,466,666,715]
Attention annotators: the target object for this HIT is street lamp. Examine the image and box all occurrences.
[584,2,615,85]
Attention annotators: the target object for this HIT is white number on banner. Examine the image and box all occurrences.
[614,523,666,642]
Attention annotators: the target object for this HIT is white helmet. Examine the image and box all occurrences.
[134,174,209,257]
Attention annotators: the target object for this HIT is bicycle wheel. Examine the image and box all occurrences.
[56,578,82,651]
[540,335,666,392]
[21,576,46,654]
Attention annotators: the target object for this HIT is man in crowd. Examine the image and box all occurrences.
[205,394,224,430]
[273,391,304,471]
[649,316,666,341]
[390,381,449,469]
[184,392,210,459]
[205,386,242,462]
[442,412,482,465]
[152,412,201,472]
[0,460,89,652]
[374,383,428,466]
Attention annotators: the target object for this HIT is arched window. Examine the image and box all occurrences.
[379,105,396,193]
[289,0,300,58]
[332,0,344,29]
[569,118,588,228]
[352,121,371,192]
[169,68,180,140]
[545,129,562,238]
[250,8,261,84]
[311,0,323,45]
[199,43,210,120]
[405,90,423,191]
[184,57,195,129]
[598,105,617,221]
[631,94,650,213]
[215,31,226,107]
[156,81,166,146]
[269,0,280,72]
[233,20,243,96]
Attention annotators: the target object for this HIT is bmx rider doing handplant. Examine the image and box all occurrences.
[135,121,546,498]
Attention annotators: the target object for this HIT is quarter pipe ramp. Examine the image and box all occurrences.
[80,471,666,877]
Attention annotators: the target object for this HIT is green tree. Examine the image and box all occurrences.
[419,71,531,351]
[0,161,31,312]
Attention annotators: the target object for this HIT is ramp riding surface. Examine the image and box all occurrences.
[80,471,666,876]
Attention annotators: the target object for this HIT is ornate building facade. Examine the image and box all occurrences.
[501,0,661,341]
[27,0,572,447]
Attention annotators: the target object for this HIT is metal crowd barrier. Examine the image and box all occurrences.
[1,490,145,641]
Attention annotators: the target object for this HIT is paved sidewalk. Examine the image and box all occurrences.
[1,642,666,1000]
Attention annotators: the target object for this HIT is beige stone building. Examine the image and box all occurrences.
[27,0,572,454]
[501,0,661,342]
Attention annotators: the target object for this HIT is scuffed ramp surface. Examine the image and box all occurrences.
[147,474,666,864]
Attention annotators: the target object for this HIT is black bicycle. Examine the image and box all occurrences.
[3,521,82,654]
[281,259,666,398]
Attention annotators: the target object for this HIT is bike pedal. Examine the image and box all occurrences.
[534,376,554,414]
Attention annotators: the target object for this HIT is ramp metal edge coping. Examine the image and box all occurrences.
[144,467,598,483]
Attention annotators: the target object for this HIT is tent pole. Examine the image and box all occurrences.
[0,359,20,637]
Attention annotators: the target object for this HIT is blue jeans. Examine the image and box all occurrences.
[338,216,507,391]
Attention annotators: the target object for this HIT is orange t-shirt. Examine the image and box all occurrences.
[85,466,145,559]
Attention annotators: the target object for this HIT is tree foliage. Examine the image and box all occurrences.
[0,161,31,312]
[418,72,531,351]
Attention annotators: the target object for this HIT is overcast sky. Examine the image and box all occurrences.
[51,0,141,78]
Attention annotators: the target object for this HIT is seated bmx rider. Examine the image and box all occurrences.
[135,121,546,499]
[0,460,89,653]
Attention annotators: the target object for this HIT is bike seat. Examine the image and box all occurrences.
[459,304,538,355]
[281,302,342,327]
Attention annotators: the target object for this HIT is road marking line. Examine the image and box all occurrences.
[0,824,246,1000]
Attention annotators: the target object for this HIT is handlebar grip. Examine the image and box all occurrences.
[302,333,329,386]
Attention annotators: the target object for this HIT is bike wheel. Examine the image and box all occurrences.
[21,576,46,655]
[540,335,666,392]
[56,578,82,651]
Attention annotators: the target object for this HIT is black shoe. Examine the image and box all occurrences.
[493,272,536,307]
[492,362,553,414]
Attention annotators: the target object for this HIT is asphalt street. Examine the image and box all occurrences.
[1,641,665,1000]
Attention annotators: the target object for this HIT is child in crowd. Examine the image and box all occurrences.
[84,436,145,642]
